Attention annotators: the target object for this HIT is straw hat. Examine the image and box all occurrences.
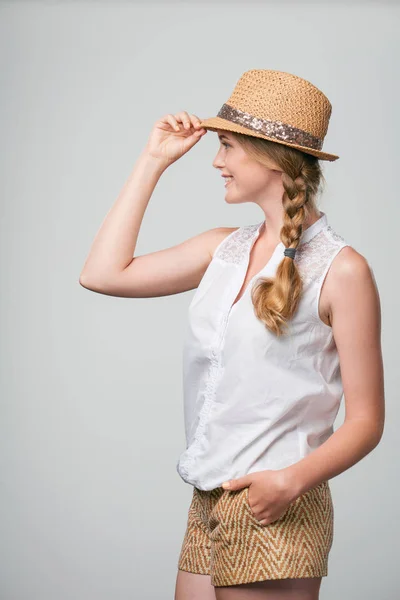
[199,69,339,162]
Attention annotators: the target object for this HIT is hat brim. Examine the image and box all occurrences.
[199,116,339,162]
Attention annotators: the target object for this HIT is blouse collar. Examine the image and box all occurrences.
[258,211,328,247]
[300,211,328,245]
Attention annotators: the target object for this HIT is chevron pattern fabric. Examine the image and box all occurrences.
[177,481,334,587]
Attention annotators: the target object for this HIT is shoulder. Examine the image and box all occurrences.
[207,226,241,259]
[323,245,378,317]
[327,245,373,284]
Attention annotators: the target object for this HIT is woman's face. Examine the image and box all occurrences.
[212,130,284,206]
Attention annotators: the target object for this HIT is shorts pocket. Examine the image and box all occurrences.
[244,486,297,526]
[243,486,261,523]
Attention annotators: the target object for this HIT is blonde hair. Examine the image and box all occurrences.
[231,131,326,337]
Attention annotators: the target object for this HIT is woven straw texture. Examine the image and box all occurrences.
[178,481,334,587]
[200,70,339,161]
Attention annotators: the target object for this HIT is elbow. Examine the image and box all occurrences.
[373,425,385,448]
[79,272,101,292]
[345,417,385,450]
[78,272,117,295]
[373,415,385,447]
[79,273,91,289]
[367,423,384,451]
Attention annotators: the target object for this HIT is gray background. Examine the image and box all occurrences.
[1,1,398,598]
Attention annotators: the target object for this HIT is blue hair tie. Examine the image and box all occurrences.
[284,247,296,259]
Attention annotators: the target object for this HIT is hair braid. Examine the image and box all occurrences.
[229,132,325,336]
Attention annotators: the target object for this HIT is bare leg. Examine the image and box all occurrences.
[174,569,217,600]
[214,577,322,600]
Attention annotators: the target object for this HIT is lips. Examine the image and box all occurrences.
[224,177,234,187]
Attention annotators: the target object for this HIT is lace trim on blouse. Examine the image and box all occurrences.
[213,222,347,286]
[213,223,261,264]
[294,226,347,286]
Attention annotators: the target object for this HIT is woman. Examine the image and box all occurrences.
[79,70,384,600]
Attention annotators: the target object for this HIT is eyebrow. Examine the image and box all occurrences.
[218,133,230,141]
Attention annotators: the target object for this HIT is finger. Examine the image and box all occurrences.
[166,114,180,132]
[175,111,192,130]
[192,128,206,140]
[189,116,206,133]
[190,114,203,129]
[188,114,202,129]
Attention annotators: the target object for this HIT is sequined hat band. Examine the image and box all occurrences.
[199,69,339,161]
[217,104,323,152]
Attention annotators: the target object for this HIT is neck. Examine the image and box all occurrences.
[260,209,322,248]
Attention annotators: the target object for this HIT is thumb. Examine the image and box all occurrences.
[221,477,249,491]
[183,128,207,149]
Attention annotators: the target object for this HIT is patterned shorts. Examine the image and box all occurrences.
[177,480,334,587]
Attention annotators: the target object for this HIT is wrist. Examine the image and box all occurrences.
[140,147,172,174]
[278,466,304,502]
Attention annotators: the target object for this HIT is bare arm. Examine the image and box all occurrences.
[281,248,385,499]
[79,111,237,297]
[80,219,237,298]
[79,149,168,290]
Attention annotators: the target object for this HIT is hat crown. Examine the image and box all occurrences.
[199,69,339,161]
[226,70,332,139]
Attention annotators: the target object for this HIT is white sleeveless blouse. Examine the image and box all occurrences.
[176,211,350,491]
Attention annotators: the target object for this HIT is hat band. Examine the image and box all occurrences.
[217,103,323,151]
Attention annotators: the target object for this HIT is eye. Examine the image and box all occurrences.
[221,141,230,148]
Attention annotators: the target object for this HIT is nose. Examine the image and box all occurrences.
[212,147,225,171]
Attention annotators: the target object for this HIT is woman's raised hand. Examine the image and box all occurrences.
[144,111,207,167]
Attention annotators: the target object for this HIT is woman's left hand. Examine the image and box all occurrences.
[221,469,300,525]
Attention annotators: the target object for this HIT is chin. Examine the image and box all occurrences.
[224,197,245,205]
[224,190,249,205]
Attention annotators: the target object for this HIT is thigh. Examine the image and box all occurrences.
[215,577,322,600]
[175,569,217,600]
